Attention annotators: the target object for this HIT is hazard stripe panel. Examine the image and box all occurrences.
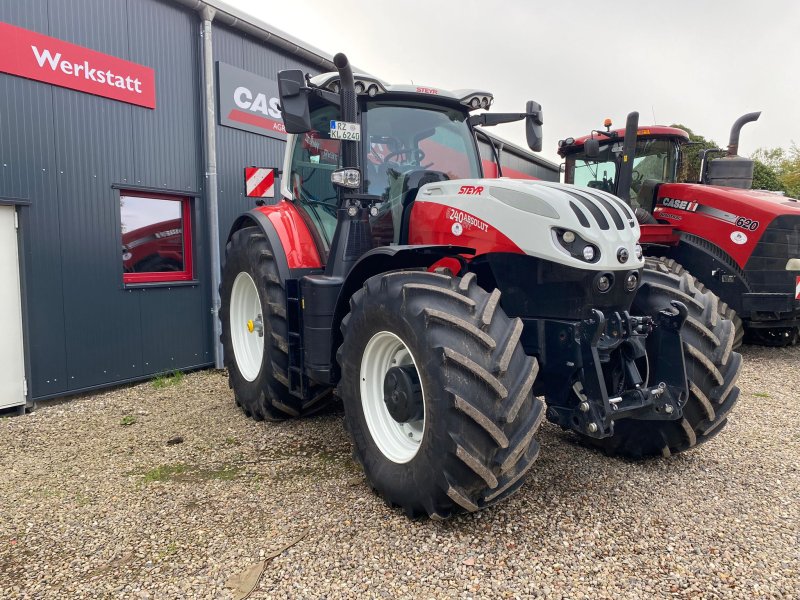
[245,167,275,198]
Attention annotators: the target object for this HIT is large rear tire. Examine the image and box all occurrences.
[220,226,330,420]
[337,271,544,518]
[582,257,742,457]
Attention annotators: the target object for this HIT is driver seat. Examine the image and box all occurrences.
[635,179,661,213]
[397,170,450,243]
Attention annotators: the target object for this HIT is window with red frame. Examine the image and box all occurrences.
[120,192,193,284]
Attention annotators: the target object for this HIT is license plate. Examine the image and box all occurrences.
[330,120,361,141]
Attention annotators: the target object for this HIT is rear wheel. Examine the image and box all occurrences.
[337,270,544,518]
[220,226,330,420]
[582,257,742,457]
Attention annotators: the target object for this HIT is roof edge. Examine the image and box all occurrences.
[170,0,337,71]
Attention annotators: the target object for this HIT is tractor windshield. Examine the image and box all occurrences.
[568,137,679,202]
[363,101,480,244]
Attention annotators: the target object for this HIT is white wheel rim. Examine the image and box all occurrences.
[360,331,425,464]
[230,272,264,382]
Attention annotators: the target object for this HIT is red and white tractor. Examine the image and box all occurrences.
[219,54,741,518]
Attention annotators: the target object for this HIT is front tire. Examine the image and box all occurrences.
[583,257,742,457]
[337,271,544,518]
[220,226,329,420]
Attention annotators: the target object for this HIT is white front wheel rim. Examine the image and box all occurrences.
[230,272,264,382]
[360,331,425,464]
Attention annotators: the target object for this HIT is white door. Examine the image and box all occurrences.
[0,205,25,409]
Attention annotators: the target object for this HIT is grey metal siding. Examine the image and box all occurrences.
[128,0,202,192]
[0,76,68,397]
[0,0,212,399]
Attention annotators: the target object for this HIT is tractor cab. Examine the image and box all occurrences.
[286,95,482,255]
[279,67,543,270]
[558,124,688,212]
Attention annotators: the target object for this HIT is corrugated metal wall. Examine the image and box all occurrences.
[0,0,324,400]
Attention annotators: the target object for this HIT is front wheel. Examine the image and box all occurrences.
[219,226,330,420]
[581,257,742,457]
[337,270,544,518]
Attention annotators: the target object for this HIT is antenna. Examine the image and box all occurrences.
[651,105,657,125]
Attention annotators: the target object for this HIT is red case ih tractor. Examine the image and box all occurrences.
[219,54,740,518]
[558,112,800,346]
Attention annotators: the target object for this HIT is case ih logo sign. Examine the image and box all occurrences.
[0,22,155,108]
[218,62,286,140]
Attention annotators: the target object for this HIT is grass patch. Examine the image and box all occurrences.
[139,463,240,484]
[142,464,187,483]
[753,392,771,398]
[152,370,185,389]
[224,436,240,446]
[158,542,178,559]
[120,415,137,426]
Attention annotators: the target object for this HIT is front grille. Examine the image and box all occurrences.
[744,215,800,293]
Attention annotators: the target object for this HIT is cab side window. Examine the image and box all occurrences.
[289,106,341,249]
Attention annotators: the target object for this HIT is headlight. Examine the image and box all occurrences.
[552,228,600,263]
[617,247,629,263]
[625,272,639,291]
[635,244,643,260]
[596,274,612,292]
[331,168,361,188]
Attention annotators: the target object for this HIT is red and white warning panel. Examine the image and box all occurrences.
[795,276,800,300]
[244,167,275,199]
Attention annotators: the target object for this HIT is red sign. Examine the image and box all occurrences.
[0,22,155,109]
[245,167,276,199]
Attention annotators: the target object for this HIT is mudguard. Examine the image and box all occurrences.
[228,201,322,282]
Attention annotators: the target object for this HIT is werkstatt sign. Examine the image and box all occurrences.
[218,62,286,140]
[0,21,156,109]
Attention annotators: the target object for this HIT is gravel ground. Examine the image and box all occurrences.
[1,344,798,599]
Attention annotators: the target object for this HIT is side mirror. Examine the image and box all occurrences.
[525,100,543,152]
[277,69,312,134]
[584,138,600,159]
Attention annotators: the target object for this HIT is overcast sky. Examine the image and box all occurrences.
[227,0,800,165]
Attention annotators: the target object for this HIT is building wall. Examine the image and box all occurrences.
[0,0,320,400]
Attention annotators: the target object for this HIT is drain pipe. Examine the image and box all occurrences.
[200,6,224,369]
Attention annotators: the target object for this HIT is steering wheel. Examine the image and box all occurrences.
[630,170,644,194]
[382,147,426,165]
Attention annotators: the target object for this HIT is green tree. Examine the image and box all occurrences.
[752,145,800,198]
[670,123,719,183]
[751,159,784,192]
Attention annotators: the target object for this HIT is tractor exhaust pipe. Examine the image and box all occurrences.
[727,111,761,157]
[333,53,359,173]
[615,111,639,203]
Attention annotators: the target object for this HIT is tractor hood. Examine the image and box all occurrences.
[654,182,800,268]
[658,183,800,218]
[409,179,644,271]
